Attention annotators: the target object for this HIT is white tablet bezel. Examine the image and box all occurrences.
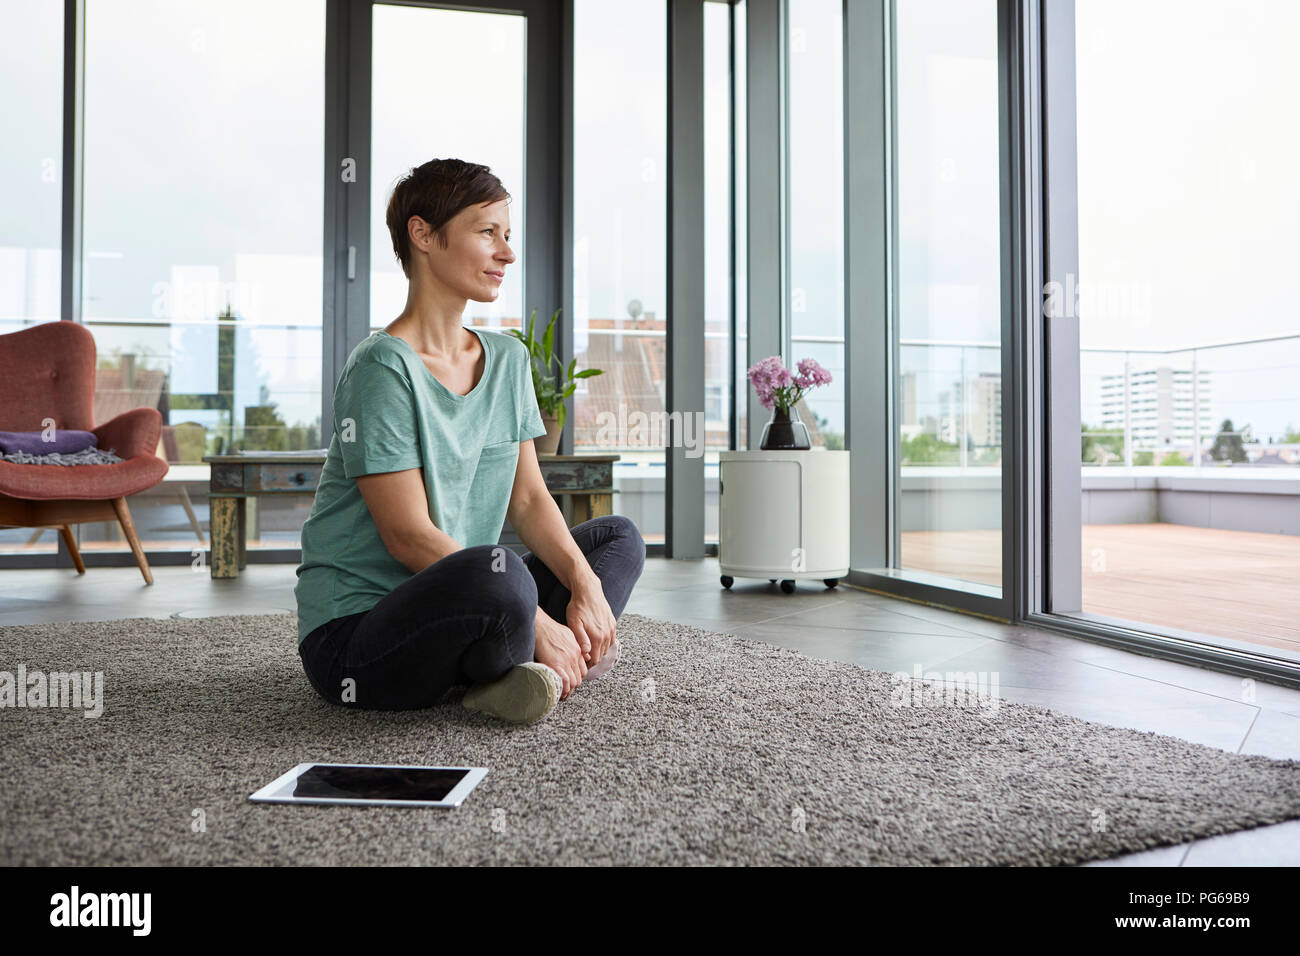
[248,762,489,808]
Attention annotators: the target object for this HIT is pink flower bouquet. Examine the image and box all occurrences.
[746,356,832,414]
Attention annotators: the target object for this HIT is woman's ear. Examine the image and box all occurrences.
[407,215,427,252]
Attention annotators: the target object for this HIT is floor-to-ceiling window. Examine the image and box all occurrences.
[0,3,65,558]
[1049,0,1300,665]
[572,0,668,544]
[786,0,844,452]
[75,0,325,558]
[893,0,1002,595]
[0,0,579,570]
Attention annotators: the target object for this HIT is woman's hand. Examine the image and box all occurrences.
[533,611,587,700]
[566,579,618,668]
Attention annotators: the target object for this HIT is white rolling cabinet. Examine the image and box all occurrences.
[718,450,850,593]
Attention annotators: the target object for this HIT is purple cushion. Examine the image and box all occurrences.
[0,429,99,455]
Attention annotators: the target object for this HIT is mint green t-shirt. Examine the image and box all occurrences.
[294,327,548,646]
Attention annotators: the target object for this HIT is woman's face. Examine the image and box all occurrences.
[422,199,515,302]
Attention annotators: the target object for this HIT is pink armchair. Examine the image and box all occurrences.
[0,321,169,583]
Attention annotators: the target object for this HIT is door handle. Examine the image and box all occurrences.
[347,245,356,280]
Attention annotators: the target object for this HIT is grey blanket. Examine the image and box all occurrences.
[0,446,125,466]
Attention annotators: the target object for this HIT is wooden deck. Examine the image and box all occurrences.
[902,523,1300,656]
[901,529,1003,590]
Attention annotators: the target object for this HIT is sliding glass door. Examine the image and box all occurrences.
[1043,0,1300,669]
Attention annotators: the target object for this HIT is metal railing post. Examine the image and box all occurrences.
[960,346,968,468]
[1192,348,1201,470]
[1123,352,1132,466]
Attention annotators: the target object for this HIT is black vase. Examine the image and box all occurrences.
[760,405,811,450]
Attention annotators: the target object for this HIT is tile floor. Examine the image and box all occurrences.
[2,554,1298,866]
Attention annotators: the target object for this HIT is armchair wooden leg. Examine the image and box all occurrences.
[110,496,153,585]
[178,487,206,545]
[58,525,86,575]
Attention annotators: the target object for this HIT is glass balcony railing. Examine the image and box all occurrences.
[895,332,1300,470]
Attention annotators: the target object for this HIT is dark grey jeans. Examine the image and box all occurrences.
[298,515,646,710]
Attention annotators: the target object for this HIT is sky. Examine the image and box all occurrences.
[1076,0,1300,353]
[1074,0,1300,436]
[1,0,1297,441]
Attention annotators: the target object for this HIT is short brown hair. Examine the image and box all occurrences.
[384,158,511,279]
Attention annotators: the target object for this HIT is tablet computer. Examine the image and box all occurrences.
[249,762,488,808]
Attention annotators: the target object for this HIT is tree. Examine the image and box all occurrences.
[238,404,288,451]
[1208,418,1248,463]
[811,410,844,450]
[1082,422,1125,465]
[902,432,960,465]
[286,419,321,450]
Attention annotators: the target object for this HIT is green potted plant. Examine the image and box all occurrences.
[507,307,603,455]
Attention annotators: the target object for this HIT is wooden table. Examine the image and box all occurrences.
[203,450,620,578]
[204,452,326,578]
[536,452,620,524]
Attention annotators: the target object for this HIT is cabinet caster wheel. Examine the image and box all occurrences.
[780,580,795,594]
[720,575,733,589]
[824,578,839,589]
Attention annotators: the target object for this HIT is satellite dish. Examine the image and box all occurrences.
[627,299,643,320]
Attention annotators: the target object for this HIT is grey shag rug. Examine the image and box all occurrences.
[2,611,1299,866]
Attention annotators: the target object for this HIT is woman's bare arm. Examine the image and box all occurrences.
[356,467,463,574]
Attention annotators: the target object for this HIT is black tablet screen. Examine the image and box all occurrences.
[292,765,469,801]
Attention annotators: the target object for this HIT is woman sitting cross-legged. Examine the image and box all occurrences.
[294,157,645,724]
